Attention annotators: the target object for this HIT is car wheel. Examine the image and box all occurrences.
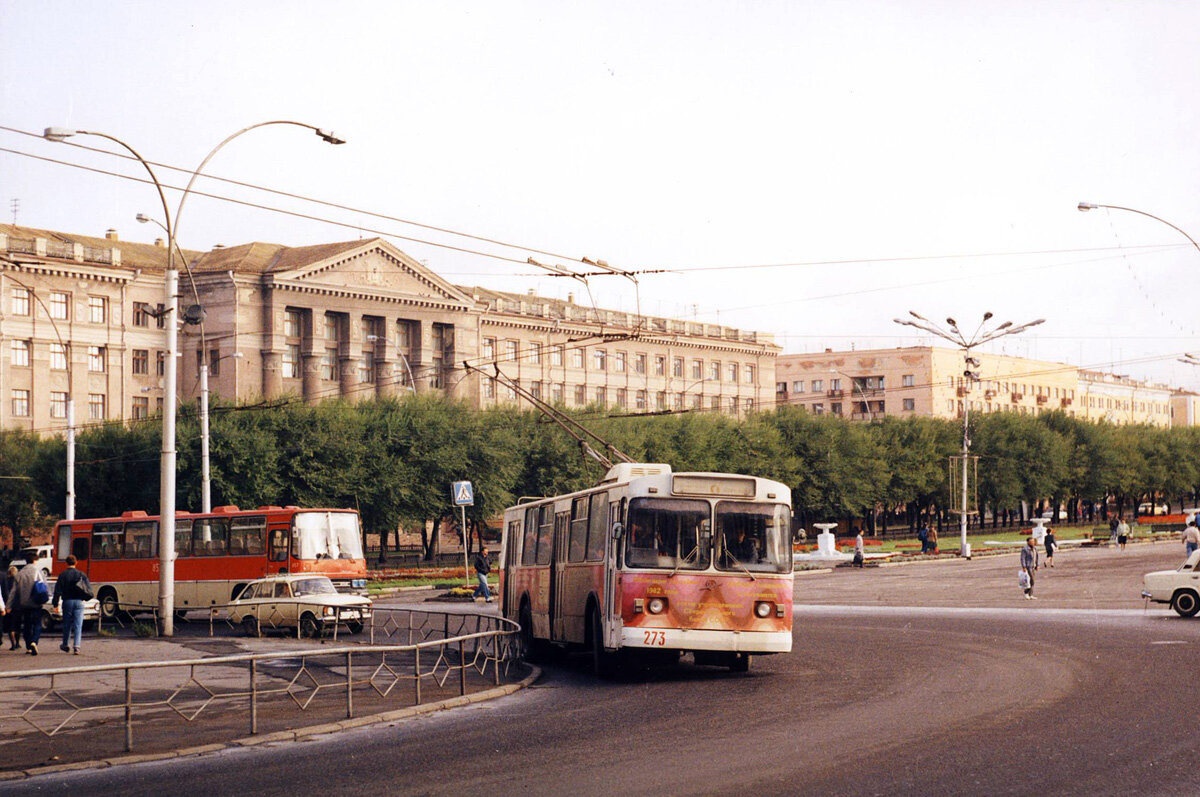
[98,588,120,620]
[1172,590,1200,618]
[242,615,260,637]
[300,613,323,639]
[40,609,53,632]
[346,621,364,635]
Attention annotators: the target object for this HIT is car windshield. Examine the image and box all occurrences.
[715,501,792,574]
[624,498,711,570]
[292,577,337,596]
[294,512,364,560]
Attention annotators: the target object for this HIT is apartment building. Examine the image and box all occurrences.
[776,347,1178,426]
[0,224,778,432]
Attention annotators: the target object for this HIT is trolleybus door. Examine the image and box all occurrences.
[551,510,570,641]
[503,517,522,615]
[268,523,290,573]
[604,498,624,647]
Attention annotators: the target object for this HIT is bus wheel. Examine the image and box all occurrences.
[242,615,260,637]
[300,613,323,639]
[729,653,751,673]
[98,588,120,621]
[589,606,614,677]
[518,602,537,663]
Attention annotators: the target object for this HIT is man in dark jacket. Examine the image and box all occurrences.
[473,546,493,603]
[52,555,92,654]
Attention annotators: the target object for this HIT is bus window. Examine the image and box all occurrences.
[715,501,792,574]
[568,497,589,562]
[175,520,193,558]
[230,516,266,555]
[536,505,554,565]
[586,493,608,561]
[56,525,72,561]
[93,523,124,560]
[268,528,289,562]
[123,521,158,559]
[71,537,89,562]
[521,508,538,566]
[193,518,230,556]
[625,498,711,570]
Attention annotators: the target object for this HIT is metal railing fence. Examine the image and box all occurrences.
[0,607,522,758]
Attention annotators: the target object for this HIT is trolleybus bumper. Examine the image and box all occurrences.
[620,627,792,654]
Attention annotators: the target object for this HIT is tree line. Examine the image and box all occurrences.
[3,397,1200,554]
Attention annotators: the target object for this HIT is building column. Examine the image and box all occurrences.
[413,319,434,393]
[301,353,321,404]
[261,350,283,398]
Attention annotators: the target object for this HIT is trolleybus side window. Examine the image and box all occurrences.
[268,527,288,562]
[715,501,792,574]
[230,516,266,555]
[92,523,124,560]
[587,493,608,561]
[568,497,589,562]
[521,508,539,566]
[625,498,710,570]
[175,520,193,558]
[56,524,72,561]
[536,505,554,565]
[193,518,230,556]
[123,521,158,559]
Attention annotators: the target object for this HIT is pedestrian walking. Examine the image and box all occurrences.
[0,565,18,650]
[1044,527,1057,568]
[473,545,493,603]
[917,525,929,554]
[4,561,48,655]
[1182,521,1199,559]
[852,530,865,568]
[1019,536,1038,600]
[51,555,92,654]
[1109,516,1119,544]
[927,527,938,554]
[1116,517,1130,551]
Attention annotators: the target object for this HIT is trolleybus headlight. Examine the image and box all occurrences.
[647,597,667,615]
[754,601,773,618]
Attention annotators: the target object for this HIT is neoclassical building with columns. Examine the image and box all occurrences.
[0,224,779,433]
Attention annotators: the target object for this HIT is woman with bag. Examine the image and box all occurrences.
[1044,527,1057,568]
[52,555,92,654]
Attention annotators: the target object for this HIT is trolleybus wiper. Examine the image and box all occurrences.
[723,551,757,581]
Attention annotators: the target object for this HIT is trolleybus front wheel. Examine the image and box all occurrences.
[588,605,615,677]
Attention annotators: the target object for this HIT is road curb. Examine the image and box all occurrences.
[8,664,543,781]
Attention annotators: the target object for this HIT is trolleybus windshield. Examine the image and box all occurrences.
[294,512,364,560]
[624,498,711,570]
[715,501,792,574]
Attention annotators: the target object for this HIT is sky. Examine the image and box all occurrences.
[4,1,1200,389]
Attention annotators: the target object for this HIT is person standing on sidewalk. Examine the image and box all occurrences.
[473,546,493,603]
[1020,536,1038,600]
[0,565,17,650]
[52,555,92,654]
[1116,516,1130,551]
[1182,521,1199,559]
[4,560,47,654]
[852,529,865,568]
[1044,526,1057,568]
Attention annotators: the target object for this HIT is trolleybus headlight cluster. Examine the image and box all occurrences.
[647,597,667,615]
[754,601,775,619]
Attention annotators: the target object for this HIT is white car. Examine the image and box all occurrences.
[229,574,373,637]
[12,545,53,578]
[1142,550,1200,617]
[41,596,101,631]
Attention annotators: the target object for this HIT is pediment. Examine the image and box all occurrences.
[272,239,473,306]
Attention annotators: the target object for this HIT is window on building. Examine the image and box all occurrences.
[830,378,842,391]
[431,323,453,389]
[635,390,646,410]
[654,355,665,376]
[614,351,627,373]
[283,309,303,338]
[132,302,151,327]
[744,398,754,413]
[320,351,338,381]
[574,385,587,406]
[49,292,69,320]
[323,312,341,342]
[11,389,30,417]
[505,340,518,362]
[504,383,518,400]
[551,384,563,404]
[692,359,703,379]
[48,343,67,371]
[87,295,107,324]
[656,391,666,410]
[50,391,67,419]
[903,398,915,411]
[593,349,607,371]
[831,402,843,416]
[792,380,804,393]
[812,379,824,392]
[595,387,606,406]
[207,349,222,377]
[616,389,627,408]
[551,345,564,367]
[710,361,721,381]
[11,287,30,316]
[571,348,584,369]
[156,350,165,377]
[727,363,737,382]
[902,374,915,388]
[359,352,375,384]
[673,357,684,377]
[10,340,30,367]
[776,382,787,393]
[88,393,106,420]
[483,378,495,399]
[482,338,495,361]
[635,353,647,375]
[710,396,721,411]
[813,403,825,415]
[744,364,755,384]
[530,381,542,400]
[132,396,149,420]
[132,349,149,375]
[88,346,106,373]
[673,393,684,410]
[530,342,542,364]
[282,345,300,379]
[691,394,702,410]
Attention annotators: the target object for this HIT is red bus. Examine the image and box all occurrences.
[501,463,793,673]
[50,505,367,619]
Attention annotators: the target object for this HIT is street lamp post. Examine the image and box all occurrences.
[893,311,1045,557]
[366,334,416,394]
[45,122,343,635]
[1077,202,1200,253]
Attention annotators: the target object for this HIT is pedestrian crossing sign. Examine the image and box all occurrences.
[452,480,474,506]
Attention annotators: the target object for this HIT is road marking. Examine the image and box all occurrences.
[1149,640,1189,645]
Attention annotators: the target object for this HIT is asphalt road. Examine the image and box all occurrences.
[8,542,1197,796]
